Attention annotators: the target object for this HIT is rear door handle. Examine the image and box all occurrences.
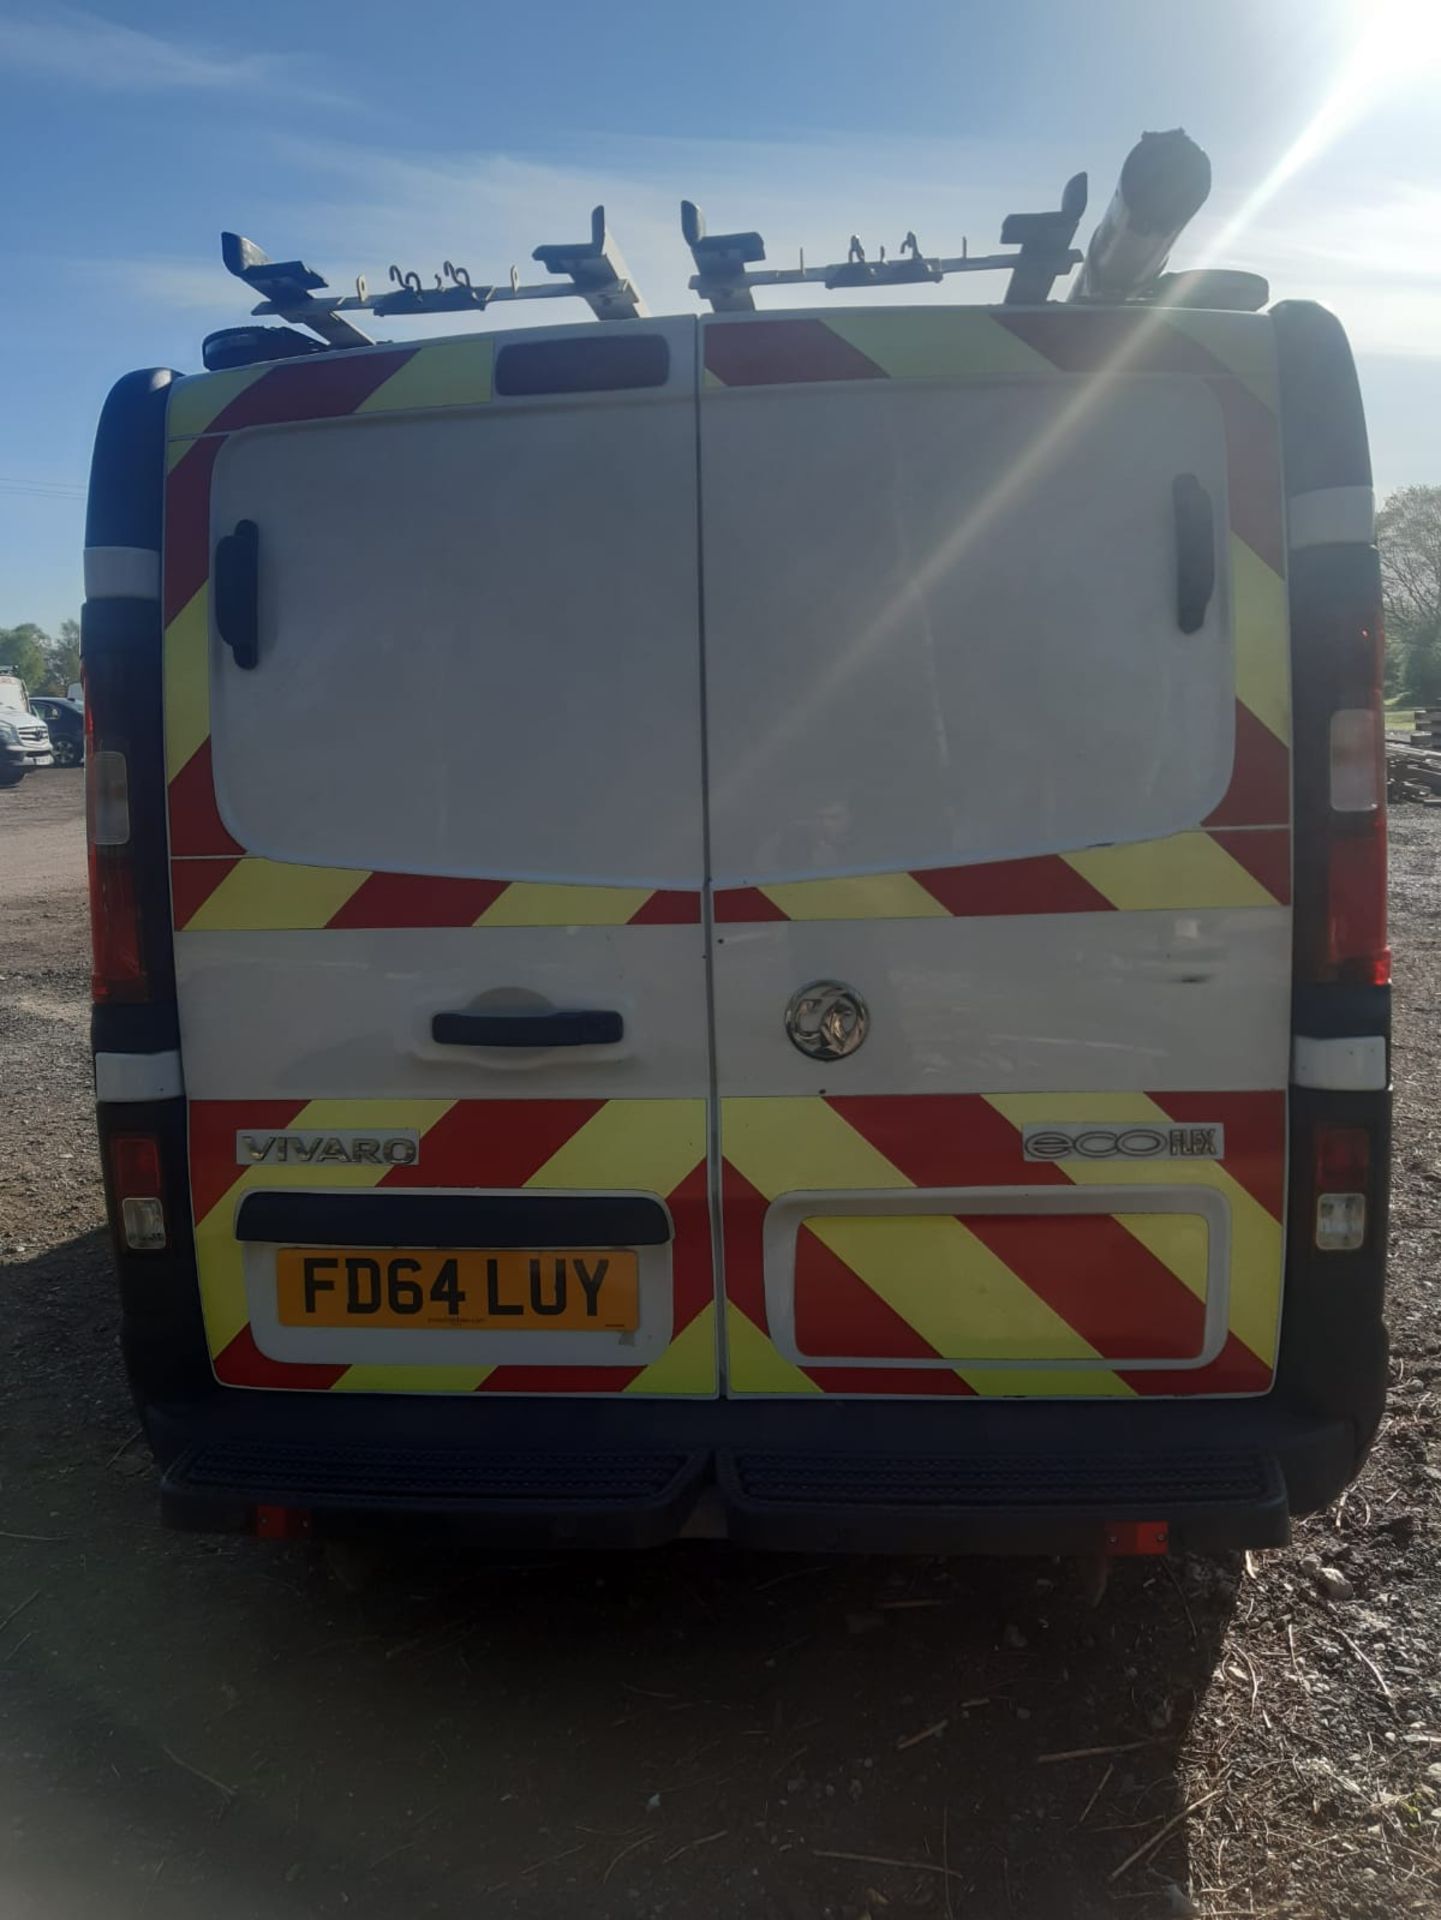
[1172,474,1216,634]
[431,1010,625,1048]
[214,519,260,669]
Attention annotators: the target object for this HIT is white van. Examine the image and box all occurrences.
[0,672,54,784]
[83,156,1389,1555]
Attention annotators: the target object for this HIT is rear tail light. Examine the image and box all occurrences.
[1325,612,1388,985]
[1325,651,1388,985]
[84,671,148,1003]
[110,1133,167,1250]
[1328,708,1383,812]
[1298,595,1390,988]
[1314,1124,1370,1251]
[253,1506,314,1540]
[1326,825,1389,986]
[89,747,131,843]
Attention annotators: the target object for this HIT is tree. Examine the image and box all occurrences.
[1377,485,1441,703]
[44,619,81,694]
[0,624,50,693]
[0,621,83,695]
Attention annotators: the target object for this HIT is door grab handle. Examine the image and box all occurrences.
[1173,473,1216,634]
[214,519,260,669]
[431,1010,624,1048]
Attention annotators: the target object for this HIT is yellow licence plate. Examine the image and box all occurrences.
[275,1247,640,1332]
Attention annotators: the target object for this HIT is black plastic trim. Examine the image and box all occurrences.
[432,1009,624,1048]
[80,596,176,1004]
[494,334,670,397]
[140,1391,1363,1549]
[233,1190,673,1248]
[91,1001,181,1055]
[96,1097,215,1407]
[1271,301,1372,497]
[717,1448,1289,1555]
[83,373,181,1019]
[1291,981,1391,1041]
[85,368,178,552]
[1275,1085,1391,1455]
[162,1444,706,1544]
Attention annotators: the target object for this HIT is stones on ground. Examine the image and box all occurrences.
[1314,1565,1356,1602]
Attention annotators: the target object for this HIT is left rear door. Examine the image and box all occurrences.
[161,319,719,1397]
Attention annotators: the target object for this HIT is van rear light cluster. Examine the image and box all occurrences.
[1296,582,1390,989]
[1324,629,1388,985]
[1326,601,1388,984]
[1326,825,1389,986]
[1328,708,1383,813]
[110,1134,167,1250]
[84,669,148,1004]
[1314,1124,1369,1251]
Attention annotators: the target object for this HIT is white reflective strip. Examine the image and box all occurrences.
[1288,486,1375,551]
[1292,1034,1387,1092]
[84,546,161,601]
[94,1050,184,1102]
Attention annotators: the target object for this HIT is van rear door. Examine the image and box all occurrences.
[700,308,1291,1401]
[163,321,719,1397]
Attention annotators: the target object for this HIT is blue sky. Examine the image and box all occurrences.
[3,0,1439,633]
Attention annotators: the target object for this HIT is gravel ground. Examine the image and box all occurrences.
[1,770,1437,1920]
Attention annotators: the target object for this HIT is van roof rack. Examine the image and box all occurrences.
[221,205,648,348]
[681,174,1088,313]
[214,132,1252,359]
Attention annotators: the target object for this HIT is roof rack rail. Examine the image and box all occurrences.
[221,233,375,349]
[220,205,648,348]
[681,173,1087,313]
[214,131,1233,357]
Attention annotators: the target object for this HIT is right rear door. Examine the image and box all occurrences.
[699,308,1293,1402]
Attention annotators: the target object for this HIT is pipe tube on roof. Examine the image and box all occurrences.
[1070,130,1212,303]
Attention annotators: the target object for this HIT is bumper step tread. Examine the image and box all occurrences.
[729,1446,1274,1509]
[163,1442,700,1528]
[716,1445,1289,1552]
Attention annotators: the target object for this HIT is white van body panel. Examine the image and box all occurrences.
[175,925,710,1101]
[711,907,1291,1098]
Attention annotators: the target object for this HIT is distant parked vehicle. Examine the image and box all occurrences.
[0,671,54,786]
[30,695,84,768]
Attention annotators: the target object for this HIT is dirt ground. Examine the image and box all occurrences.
[1,770,1438,1920]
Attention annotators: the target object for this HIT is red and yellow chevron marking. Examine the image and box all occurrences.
[171,856,701,932]
[188,1097,716,1395]
[720,1090,1284,1399]
[162,341,701,931]
[705,308,1290,924]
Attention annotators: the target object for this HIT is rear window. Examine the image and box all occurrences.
[701,375,1237,884]
[206,380,704,888]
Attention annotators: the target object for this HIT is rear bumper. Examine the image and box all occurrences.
[104,1082,1390,1557]
[147,1391,1361,1555]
